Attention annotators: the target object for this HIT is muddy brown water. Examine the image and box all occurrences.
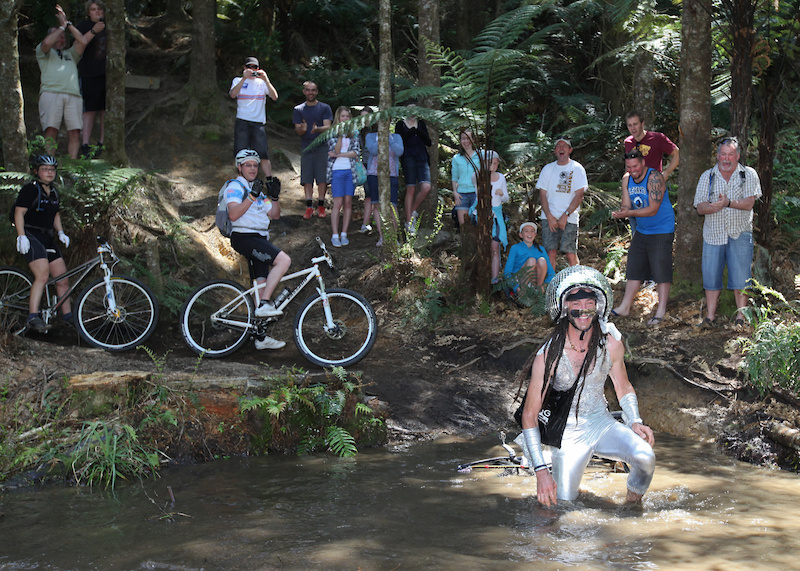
[1,433,799,570]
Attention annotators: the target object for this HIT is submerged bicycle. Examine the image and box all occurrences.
[180,237,377,368]
[457,426,631,476]
[0,236,160,351]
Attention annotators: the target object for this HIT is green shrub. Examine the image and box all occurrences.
[240,367,386,457]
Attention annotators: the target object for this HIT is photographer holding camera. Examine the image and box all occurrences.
[229,57,279,179]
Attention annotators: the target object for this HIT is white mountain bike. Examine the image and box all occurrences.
[179,237,378,368]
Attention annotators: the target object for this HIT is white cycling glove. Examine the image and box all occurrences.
[619,392,643,427]
[58,231,70,248]
[16,235,30,255]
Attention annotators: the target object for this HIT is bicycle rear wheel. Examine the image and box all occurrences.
[0,267,34,333]
[75,275,159,351]
[293,288,377,368]
[180,280,253,357]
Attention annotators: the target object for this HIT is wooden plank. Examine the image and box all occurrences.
[125,75,161,90]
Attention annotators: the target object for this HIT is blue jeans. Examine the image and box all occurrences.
[702,232,753,291]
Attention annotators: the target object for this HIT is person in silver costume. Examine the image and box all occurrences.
[518,265,655,506]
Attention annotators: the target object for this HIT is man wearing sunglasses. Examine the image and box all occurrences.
[611,150,674,327]
[693,138,762,328]
[623,111,679,183]
[230,57,279,179]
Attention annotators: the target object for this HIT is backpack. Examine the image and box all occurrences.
[215,179,248,237]
[9,182,49,227]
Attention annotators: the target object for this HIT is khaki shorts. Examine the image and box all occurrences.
[39,91,83,132]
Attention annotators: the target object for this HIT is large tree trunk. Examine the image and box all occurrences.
[378,0,392,222]
[676,0,712,283]
[633,47,655,130]
[184,0,219,124]
[0,0,28,171]
[755,65,777,248]
[104,0,128,166]
[418,0,440,226]
[725,0,756,160]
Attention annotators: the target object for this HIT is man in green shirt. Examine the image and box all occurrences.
[35,4,95,159]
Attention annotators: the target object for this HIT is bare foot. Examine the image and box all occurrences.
[625,489,643,504]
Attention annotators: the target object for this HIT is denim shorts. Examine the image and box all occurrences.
[541,222,578,254]
[401,156,431,186]
[702,232,753,291]
[454,191,477,212]
[366,175,399,205]
[331,168,355,198]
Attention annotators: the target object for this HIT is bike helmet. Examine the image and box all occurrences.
[32,155,58,168]
[545,265,614,322]
[235,149,260,166]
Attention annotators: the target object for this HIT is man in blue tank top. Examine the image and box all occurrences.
[610,150,674,326]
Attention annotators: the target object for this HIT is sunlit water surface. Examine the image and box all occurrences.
[1,434,799,570]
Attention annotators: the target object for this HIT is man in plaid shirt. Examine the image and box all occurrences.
[693,138,762,328]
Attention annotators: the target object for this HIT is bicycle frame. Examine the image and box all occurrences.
[8,238,119,327]
[212,237,337,334]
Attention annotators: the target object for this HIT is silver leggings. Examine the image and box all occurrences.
[552,411,655,501]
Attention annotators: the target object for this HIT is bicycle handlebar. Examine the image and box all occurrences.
[315,236,335,269]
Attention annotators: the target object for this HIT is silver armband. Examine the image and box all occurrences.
[521,427,548,472]
[619,392,643,427]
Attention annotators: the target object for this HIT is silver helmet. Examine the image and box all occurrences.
[545,265,614,322]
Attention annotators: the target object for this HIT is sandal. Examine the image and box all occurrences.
[646,316,663,327]
[609,309,620,319]
[699,317,716,329]
[733,317,745,328]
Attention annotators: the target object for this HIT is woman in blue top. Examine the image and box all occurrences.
[451,129,482,227]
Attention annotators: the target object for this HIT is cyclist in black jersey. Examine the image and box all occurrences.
[13,155,72,332]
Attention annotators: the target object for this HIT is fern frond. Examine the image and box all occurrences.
[325,426,357,457]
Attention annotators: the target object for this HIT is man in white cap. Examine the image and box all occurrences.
[536,137,588,270]
[229,57,279,179]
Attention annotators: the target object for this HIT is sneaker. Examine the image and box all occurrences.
[26,316,50,332]
[255,300,282,317]
[317,205,326,218]
[254,335,286,350]
[375,238,383,247]
[411,211,419,225]
[80,143,91,159]
[340,233,349,246]
[303,207,314,220]
[360,224,372,234]
[331,234,342,247]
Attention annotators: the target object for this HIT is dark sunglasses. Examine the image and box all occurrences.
[246,64,258,69]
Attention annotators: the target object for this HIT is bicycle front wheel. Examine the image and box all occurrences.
[180,280,254,358]
[75,275,159,351]
[293,288,377,368]
[0,267,33,333]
